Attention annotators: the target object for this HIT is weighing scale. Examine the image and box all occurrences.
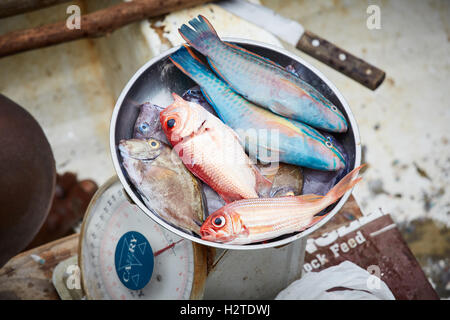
[76,176,208,300]
[51,177,307,301]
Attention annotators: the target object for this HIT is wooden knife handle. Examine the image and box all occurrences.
[296,30,385,90]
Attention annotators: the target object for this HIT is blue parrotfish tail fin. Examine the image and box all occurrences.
[170,46,225,118]
[169,45,213,85]
[178,15,222,55]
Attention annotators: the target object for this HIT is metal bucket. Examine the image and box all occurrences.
[110,38,361,250]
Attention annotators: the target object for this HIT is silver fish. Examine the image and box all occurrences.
[119,138,204,234]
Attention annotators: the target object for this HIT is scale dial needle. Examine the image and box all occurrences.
[153,239,184,257]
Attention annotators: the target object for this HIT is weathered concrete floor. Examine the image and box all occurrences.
[261,0,449,297]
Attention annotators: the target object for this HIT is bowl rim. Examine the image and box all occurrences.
[110,37,361,250]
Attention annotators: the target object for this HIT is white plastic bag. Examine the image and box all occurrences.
[275,261,395,300]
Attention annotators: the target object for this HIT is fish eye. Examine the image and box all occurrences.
[212,216,226,228]
[149,140,159,148]
[139,122,150,132]
[167,118,176,129]
[331,106,338,112]
[325,141,333,148]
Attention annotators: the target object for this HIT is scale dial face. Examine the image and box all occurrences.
[79,177,202,300]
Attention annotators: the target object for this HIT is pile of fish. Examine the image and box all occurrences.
[119,15,364,245]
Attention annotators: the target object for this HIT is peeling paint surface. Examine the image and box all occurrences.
[260,0,450,228]
[261,0,450,298]
[0,2,116,186]
[0,0,448,299]
[150,2,283,55]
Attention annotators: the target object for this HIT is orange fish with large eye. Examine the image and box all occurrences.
[200,165,365,244]
[160,93,271,203]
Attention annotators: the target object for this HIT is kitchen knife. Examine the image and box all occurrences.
[217,0,385,90]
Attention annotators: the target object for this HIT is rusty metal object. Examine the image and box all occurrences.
[0,0,212,58]
[0,0,72,19]
[0,95,56,268]
[25,173,98,250]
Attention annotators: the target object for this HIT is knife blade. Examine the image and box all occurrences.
[216,0,385,90]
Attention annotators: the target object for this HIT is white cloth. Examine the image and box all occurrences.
[275,261,395,300]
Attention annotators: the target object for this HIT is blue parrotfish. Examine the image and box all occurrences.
[178,15,348,133]
[169,46,346,171]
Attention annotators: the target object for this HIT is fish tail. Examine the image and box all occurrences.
[179,15,222,55]
[299,214,328,232]
[169,45,214,85]
[294,164,365,232]
[323,164,366,205]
